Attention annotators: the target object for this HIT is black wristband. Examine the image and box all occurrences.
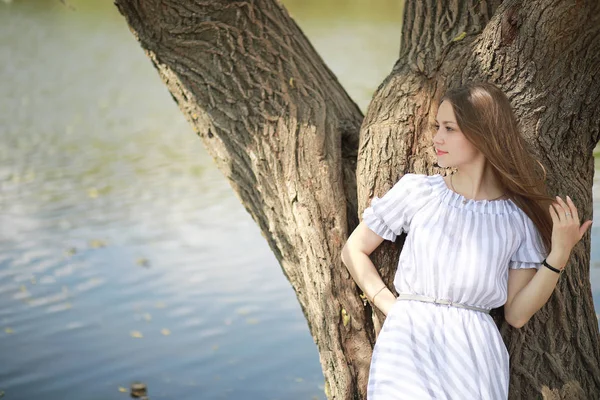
[542,258,562,274]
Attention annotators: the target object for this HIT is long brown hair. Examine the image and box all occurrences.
[440,82,555,254]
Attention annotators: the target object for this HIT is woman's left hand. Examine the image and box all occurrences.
[549,195,593,255]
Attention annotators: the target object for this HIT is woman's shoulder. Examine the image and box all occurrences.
[394,172,436,186]
[397,173,439,193]
[389,172,432,189]
[385,172,436,202]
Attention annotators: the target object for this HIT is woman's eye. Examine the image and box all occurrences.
[446,126,453,131]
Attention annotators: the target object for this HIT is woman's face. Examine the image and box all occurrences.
[432,100,481,168]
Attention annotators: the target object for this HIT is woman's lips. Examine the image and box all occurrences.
[436,150,448,156]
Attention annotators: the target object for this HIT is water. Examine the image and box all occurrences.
[0,1,598,399]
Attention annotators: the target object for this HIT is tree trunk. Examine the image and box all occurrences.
[114,0,600,398]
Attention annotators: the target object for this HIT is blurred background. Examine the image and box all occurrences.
[0,0,598,399]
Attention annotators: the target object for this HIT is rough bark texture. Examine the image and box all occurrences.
[114,0,600,398]
[113,1,372,398]
[359,1,600,399]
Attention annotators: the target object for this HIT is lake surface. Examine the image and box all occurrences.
[0,1,598,399]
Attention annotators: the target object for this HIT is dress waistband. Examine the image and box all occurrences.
[396,293,490,314]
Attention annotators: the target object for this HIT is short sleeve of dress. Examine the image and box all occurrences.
[361,173,432,242]
[509,210,548,270]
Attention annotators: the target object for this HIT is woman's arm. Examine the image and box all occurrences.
[341,221,397,316]
[504,249,569,328]
[505,195,592,328]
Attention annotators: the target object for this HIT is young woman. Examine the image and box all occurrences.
[341,82,593,399]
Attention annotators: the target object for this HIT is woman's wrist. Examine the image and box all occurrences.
[546,249,570,271]
[374,289,396,315]
[370,285,387,304]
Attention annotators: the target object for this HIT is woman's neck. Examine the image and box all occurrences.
[450,169,507,201]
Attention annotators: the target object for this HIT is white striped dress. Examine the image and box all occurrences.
[362,173,548,400]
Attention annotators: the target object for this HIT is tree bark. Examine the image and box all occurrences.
[114,0,600,398]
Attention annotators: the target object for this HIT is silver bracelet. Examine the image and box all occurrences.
[371,285,387,305]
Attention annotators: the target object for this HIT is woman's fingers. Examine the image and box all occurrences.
[549,203,559,224]
[579,220,593,239]
[553,195,593,243]
[565,195,580,221]
[555,196,571,220]
[552,201,566,223]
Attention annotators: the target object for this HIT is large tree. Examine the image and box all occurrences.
[114,0,600,398]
